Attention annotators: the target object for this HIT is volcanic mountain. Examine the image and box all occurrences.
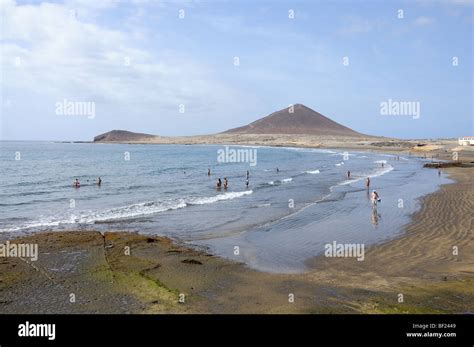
[93,104,365,143]
[93,130,157,142]
[222,104,363,136]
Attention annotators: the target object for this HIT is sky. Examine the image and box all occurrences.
[0,0,472,141]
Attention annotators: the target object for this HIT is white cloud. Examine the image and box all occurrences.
[0,0,238,114]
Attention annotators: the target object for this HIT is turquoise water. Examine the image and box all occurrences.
[0,142,450,272]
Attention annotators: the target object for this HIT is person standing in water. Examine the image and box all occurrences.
[365,177,370,188]
[347,170,351,179]
[208,168,211,176]
[246,170,249,179]
[371,190,380,207]
[73,178,80,188]
[97,177,102,186]
[224,177,228,189]
[246,179,249,188]
[276,168,279,173]
[216,178,222,189]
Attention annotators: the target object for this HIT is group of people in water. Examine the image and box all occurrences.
[348,171,380,208]
[364,176,381,207]
[211,170,251,190]
[210,168,281,190]
[216,177,229,190]
[73,177,101,188]
[209,166,381,207]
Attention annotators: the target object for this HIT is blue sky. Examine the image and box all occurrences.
[1,0,472,140]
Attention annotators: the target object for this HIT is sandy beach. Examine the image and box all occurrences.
[1,143,472,314]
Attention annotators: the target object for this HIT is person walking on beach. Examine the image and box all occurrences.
[216,178,222,189]
[347,170,351,179]
[224,177,228,189]
[365,177,370,188]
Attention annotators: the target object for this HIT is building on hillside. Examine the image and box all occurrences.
[458,136,474,146]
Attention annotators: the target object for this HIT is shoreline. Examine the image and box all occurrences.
[0,146,472,313]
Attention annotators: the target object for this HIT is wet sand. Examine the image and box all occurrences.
[0,149,473,314]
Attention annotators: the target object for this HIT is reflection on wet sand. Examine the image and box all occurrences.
[371,208,381,226]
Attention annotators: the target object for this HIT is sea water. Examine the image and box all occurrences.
[0,142,451,272]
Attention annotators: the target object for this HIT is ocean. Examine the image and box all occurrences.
[0,141,450,272]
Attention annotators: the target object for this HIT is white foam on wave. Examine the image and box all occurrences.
[1,190,254,232]
[305,170,320,174]
[79,199,188,224]
[367,164,394,178]
[254,203,271,208]
[335,162,344,166]
[187,190,253,205]
[268,177,292,185]
[331,152,356,157]
[374,160,388,164]
[337,164,394,186]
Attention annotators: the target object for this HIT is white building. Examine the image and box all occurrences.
[458,136,474,146]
